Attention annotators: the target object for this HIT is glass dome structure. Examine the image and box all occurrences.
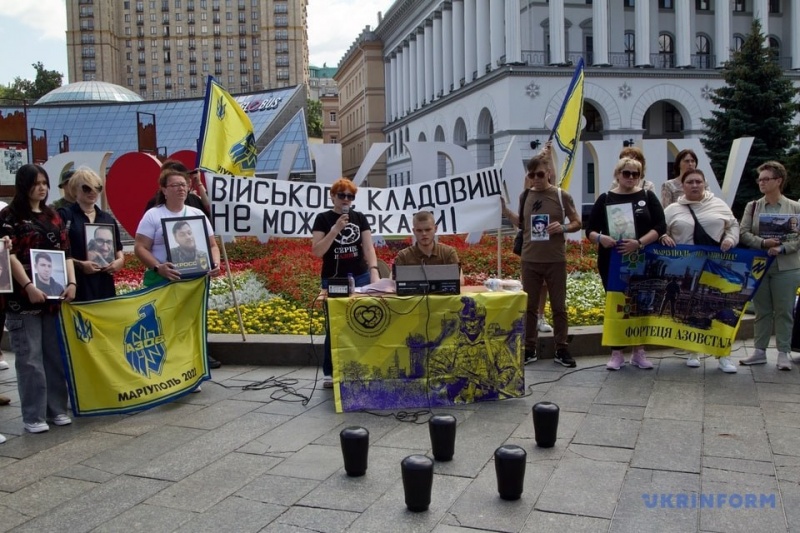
[35,81,144,105]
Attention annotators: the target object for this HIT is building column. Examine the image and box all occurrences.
[452,0,465,87]
[714,0,731,67]
[389,53,398,120]
[385,57,394,121]
[464,0,477,82]
[635,0,651,67]
[504,0,521,64]
[442,5,454,93]
[403,39,412,114]
[488,0,504,69]
[433,12,443,99]
[425,20,435,103]
[592,0,610,65]
[675,0,691,67]
[416,27,425,107]
[754,0,769,39]
[548,0,565,65]
[793,2,800,69]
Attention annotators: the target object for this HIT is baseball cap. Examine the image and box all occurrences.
[58,169,75,189]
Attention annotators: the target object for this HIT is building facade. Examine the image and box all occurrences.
[67,0,309,100]
[308,64,338,100]
[371,0,800,208]
[334,27,387,186]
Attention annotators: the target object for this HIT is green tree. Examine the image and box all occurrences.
[306,99,323,138]
[0,62,62,102]
[701,20,800,216]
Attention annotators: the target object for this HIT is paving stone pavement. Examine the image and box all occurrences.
[0,341,798,532]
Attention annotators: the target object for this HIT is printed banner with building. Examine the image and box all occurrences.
[603,245,772,356]
[328,291,526,413]
[58,277,210,416]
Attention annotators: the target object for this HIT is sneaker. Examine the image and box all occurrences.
[686,354,701,368]
[537,317,553,333]
[191,385,202,393]
[554,348,576,368]
[0,359,8,371]
[323,375,334,388]
[0,434,5,444]
[777,352,793,371]
[0,395,10,406]
[718,357,737,373]
[207,356,222,369]
[630,348,654,369]
[740,349,767,366]
[524,349,538,365]
[24,422,49,433]
[607,350,624,371]
[50,414,72,426]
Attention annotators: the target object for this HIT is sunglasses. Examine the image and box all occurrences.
[336,193,356,201]
[530,171,548,179]
[621,170,641,179]
[756,176,779,183]
[81,184,103,194]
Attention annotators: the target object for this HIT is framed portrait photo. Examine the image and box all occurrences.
[0,241,12,293]
[162,216,212,276]
[85,223,116,268]
[30,249,67,299]
[606,203,636,241]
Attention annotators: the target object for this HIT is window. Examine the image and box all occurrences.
[664,105,684,133]
[330,112,337,123]
[733,0,745,12]
[733,35,744,52]
[658,0,673,8]
[624,32,635,67]
[769,0,780,13]
[624,0,634,6]
[768,36,780,61]
[695,34,711,68]
[696,0,709,9]
[658,33,674,68]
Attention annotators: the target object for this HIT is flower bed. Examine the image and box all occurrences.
[115,235,604,335]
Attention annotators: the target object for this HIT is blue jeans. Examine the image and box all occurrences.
[322,272,371,376]
[6,312,69,424]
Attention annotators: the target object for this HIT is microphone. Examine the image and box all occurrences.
[342,205,350,214]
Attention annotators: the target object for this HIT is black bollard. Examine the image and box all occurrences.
[532,401,560,448]
[401,454,434,512]
[339,426,369,477]
[494,445,527,500]
[428,414,457,461]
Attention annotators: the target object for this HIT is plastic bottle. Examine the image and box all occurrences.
[484,278,501,292]
[347,273,355,294]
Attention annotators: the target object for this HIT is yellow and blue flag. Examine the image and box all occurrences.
[197,76,257,176]
[699,260,745,294]
[551,58,585,189]
[58,277,210,416]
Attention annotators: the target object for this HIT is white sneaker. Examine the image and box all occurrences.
[686,354,701,367]
[537,317,553,333]
[191,385,202,393]
[0,434,5,444]
[24,422,49,433]
[777,352,793,371]
[718,357,737,373]
[0,360,8,370]
[50,414,72,426]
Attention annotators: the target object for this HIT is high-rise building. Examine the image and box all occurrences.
[66,0,309,100]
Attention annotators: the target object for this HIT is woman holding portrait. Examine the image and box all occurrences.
[739,161,800,370]
[0,164,76,433]
[661,169,739,372]
[311,178,380,388]
[585,157,666,371]
[661,149,698,207]
[58,167,124,302]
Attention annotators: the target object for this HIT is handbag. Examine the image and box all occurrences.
[687,205,720,247]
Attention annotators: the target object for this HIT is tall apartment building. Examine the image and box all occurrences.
[66,0,309,100]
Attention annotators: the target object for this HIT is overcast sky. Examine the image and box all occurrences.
[0,0,393,86]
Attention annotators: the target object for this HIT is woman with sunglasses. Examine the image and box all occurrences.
[57,167,124,301]
[586,157,666,370]
[312,178,380,388]
[661,149,699,207]
[739,161,800,370]
[661,169,740,372]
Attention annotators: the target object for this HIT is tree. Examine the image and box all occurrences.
[700,20,800,216]
[0,62,62,102]
[306,99,323,138]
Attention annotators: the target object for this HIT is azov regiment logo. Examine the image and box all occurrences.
[123,301,167,378]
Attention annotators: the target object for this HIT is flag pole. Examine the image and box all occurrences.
[217,235,247,341]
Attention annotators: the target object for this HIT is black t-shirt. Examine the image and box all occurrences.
[311,209,372,280]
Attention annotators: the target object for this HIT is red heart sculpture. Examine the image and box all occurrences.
[106,152,163,237]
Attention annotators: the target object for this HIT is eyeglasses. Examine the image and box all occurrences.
[530,171,548,179]
[621,170,641,179]
[81,184,103,194]
[167,183,188,189]
[336,193,356,201]
[756,176,779,183]
[94,238,113,246]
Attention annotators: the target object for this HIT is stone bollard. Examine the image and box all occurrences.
[339,426,369,477]
[494,445,527,500]
[428,414,457,461]
[401,454,434,512]
[532,401,560,448]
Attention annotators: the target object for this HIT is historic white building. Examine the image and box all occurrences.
[374,0,799,210]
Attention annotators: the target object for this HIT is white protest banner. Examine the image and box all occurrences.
[210,167,503,239]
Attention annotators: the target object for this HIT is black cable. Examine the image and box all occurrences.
[213,376,312,405]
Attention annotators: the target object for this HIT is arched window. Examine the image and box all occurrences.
[768,36,780,63]
[733,35,744,52]
[624,31,635,67]
[658,33,674,68]
[695,34,711,68]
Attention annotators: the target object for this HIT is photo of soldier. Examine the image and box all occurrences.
[163,217,211,276]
